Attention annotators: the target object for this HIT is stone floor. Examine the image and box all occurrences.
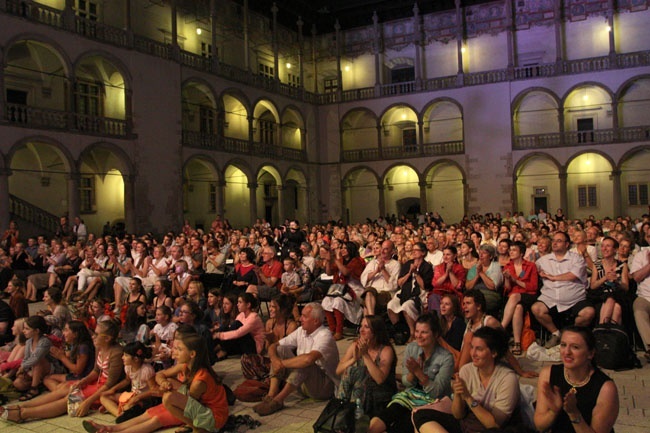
[2,304,650,433]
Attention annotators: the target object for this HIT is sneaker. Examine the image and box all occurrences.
[544,333,561,349]
[253,398,284,416]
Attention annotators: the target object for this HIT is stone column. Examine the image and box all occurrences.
[559,170,568,215]
[607,0,616,62]
[216,179,226,217]
[377,124,383,157]
[335,20,343,98]
[0,168,11,232]
[125,0,133,45]
[123,174,136,233]
[63,0,75,31]
[455,0,464,83]
[417,120,424,154]
[505,0,515,78]
[248,182,258,226]
[248,115,255,144]
[210,0,219,71]
[373,11,382,94]
[554,0,564,66]
[276,185,285,224]
[419,180,428,214]
[413,4,423,89]
[378,185,386,217]
[272,3,279,82]
[611,98,619,141]
[311,25,318,93]
[297,17,304,91]
[171,0,178,47]
[67,171,80,221]
[243,0,250,72]
[341,185,348,224]
[558,108,565,146]
[512,175,519,213]
[611,169,622,217]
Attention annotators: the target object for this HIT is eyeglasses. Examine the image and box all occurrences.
[412,248,424,252]
[179,310,192,315]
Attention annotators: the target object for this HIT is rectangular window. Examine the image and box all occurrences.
[209,183,217,213]
[259,119,274,144]
[577,118,594,143]
[324,78,338,93]
[75,0,98,36]
[402,128,417,151]
[628,183,649,206]
[577,185,597,208]
[391,66,415,83]
[79,176,96,213]
[199,106,214,134]
[201,42,213,59]
[76,81,101,116]
[287,73,300,87]
[258,63,274,79]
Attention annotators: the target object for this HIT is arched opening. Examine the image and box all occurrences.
[343,168,380,224]
[566,153,613,219]
[384,165,420,220]
[281,107,304,150]
[78,146,128,233]
[425,162,465,223]
[284,168,308,223]
[257,166,282,226]
[380,105,419,156]
[340,109,379,160]
[183,156,219,229]
[182,81,217,139]
[620,148,650,218]
[514,155,561,217]
[222,93,249,140]
[4,40,69,126]
[564,85,613,145]
[223,165,251,227]
[422,100,463,145]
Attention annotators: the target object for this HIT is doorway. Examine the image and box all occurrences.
[533,196,548,214]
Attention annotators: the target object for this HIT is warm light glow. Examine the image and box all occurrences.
[401,113,407,120]
[606,25,612,32]
[196,28,202,35]
[583,94,589,101]
[461,47,466,53]
[286,62,291,69]
[344,65,350,72]
[585,159,591,165]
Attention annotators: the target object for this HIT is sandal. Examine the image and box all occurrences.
[0,406,24,423]
[512,343,522,356]
[174,426,193,433]
[19,387,40,401]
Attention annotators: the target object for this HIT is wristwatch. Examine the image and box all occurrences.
[469,399,479,408]
[570,415,582,424]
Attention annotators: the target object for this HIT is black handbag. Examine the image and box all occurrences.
[313,398,355,433]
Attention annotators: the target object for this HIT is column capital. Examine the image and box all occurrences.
[66,172,81,181]
[0,168,12,176]
[248,182,258,189]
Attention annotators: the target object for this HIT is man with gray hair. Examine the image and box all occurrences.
[246,245,282,300]
[254,302,339,416]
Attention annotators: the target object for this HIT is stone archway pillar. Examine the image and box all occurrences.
[419,180,428,214]
[66,171,80,220]
[559,170,568,216]
[248,182,258,226]
[378,185,386,218]
[611,169,622,217]
[123,174,136,233]
[0,168,11,231]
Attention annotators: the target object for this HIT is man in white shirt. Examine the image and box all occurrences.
[631,248,650,357]
[532,231,594,348]
[254,303,339,416]
[424,237,443,267]
[360,240,400,316]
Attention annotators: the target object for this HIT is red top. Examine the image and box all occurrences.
[433,262,467,297]
[260,259,283,288]
[503,259,538,295]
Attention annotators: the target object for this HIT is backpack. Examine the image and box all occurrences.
[593,323,641,371]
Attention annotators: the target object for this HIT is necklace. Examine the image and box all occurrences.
[564,368,592,392]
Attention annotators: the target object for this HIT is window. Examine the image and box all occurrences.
[402,128,417,151]
[75,81,101,116]
[391,66,415,83]
[79,176,96,213]
[577,118,594,143]
[258,63,274,79]
[199,106,214,134]
[209,183,217,213]
[577,185,597,208]
[287,73,300,87]
[259,119,275,144]
[628,183,649,206]
[201,42,213,59]
[324,78,338,93]
[75,0,98,36]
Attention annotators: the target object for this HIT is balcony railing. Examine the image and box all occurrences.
[183,131,306,161]
[341,140,464,162]
[514,125,650,150]
[2,2,650,106]
[4,103,129,137]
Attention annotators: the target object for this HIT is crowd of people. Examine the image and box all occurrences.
[0,208,648,432]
